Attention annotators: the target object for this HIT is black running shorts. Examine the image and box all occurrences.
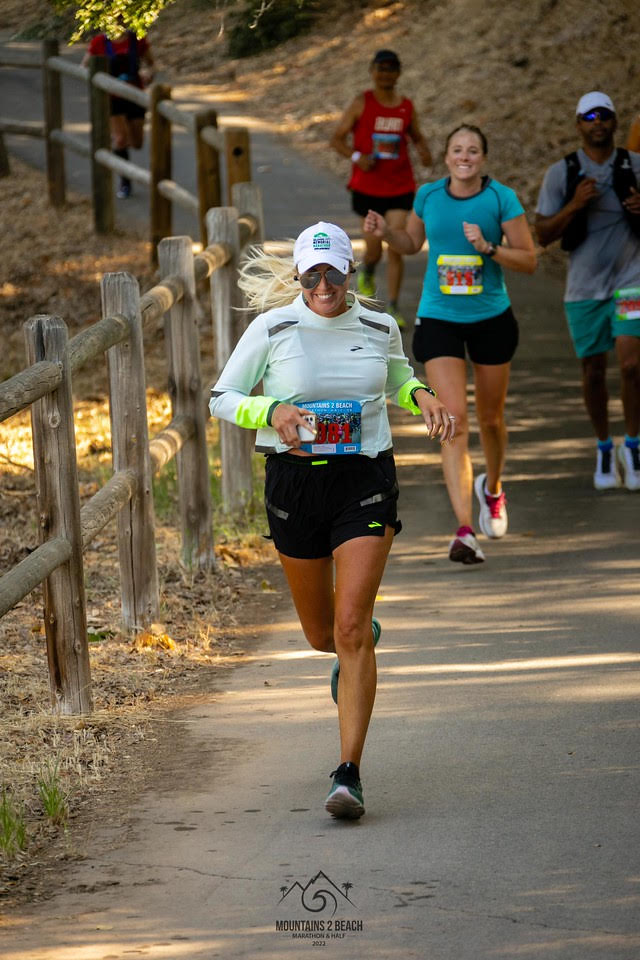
[110,96,146,119]
[264,452,401,559]
[412,307,519,365]
[350,189,415,219]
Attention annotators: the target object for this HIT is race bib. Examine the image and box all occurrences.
[614,286,640,321]
[437,254,483,294]
[372,132,401,160]
[299,400,362,455]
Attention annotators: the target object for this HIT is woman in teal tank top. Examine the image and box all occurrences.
[365,125,537,564]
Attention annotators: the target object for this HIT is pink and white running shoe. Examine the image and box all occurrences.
[449,526,485,564]
[474,473,508,539]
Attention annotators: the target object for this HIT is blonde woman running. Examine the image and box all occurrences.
[209,222,454,819]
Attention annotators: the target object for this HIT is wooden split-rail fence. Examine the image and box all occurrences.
[0,39,252,258]
[0,182,264,715]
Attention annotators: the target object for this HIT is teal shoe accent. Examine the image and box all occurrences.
[330,617,381,705]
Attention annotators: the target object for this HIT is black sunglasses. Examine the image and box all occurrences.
[295,268,350,289]
[579,108,615,122]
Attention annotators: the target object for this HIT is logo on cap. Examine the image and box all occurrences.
[312,232,331,250]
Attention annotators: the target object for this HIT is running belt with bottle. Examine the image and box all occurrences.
[209,293,427,457]
[348,90,415,197]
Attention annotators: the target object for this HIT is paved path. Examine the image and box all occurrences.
[2,40,639,960]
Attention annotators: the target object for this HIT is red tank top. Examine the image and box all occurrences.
[348,90,415,197]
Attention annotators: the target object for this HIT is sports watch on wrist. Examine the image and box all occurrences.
[485,242,497,257]
[410,384,437,405]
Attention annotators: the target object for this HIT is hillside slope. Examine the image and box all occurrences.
[149,0,639,213]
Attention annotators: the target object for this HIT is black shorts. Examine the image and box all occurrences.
[264,452,401,559]
[351,189,415,219]
[110,97,146,119]
[412,307,519,365]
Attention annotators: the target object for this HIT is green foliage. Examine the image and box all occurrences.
[152,458,179,522]
[0,788,27,858]
[227,0,319,58]
[37,761,69,827]
[51,0,177,41]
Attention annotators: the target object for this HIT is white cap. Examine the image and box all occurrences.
[293,222,354,274]
[576,91,615,116]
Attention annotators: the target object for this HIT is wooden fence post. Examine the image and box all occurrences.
[206,207,254,513]
[195,107,222,249]
[88,54,114,234]
[158,237,214,569]
[224,127,251,204]
[0,131,9,178]
[232,181,265,246]
[231,181,265,472]
[150,83,172,264]
[24,315,92,715]
[101,273,159,631]
[42,39,65,207]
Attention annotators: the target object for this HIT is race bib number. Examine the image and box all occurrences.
[372,132,401,160]
[437,254,483,294]
[299,400,362,455]
[614,286,640,321]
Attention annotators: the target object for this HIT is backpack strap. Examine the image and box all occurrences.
[561,151,587,251]
[613,147,640,240]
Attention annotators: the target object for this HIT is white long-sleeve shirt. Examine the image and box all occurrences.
[209,293,426,457]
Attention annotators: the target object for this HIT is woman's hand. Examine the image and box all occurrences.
[271,404,316,447]
[363,209,387,238]
[415,391,456,444]
[462,221,492,254]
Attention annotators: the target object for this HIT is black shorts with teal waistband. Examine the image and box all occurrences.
[264,452,401,559]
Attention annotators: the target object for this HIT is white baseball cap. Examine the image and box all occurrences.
[576,91,615,116]
[294,222,354,275]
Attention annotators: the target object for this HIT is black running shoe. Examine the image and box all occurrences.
[324,762,365,820]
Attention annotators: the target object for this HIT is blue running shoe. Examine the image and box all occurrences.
[330,617,381,705]
[325,761,365,819]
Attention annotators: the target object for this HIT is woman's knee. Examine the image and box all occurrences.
[334,616,372,656]
[305,627,334,653]
[619,356,640,383]
[476,409,505,432]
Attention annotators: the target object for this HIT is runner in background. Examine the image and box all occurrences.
[82,20,154,199]
[330,49,432,328]
[365,125,537,563]
[209,222,454,819]
[536,92,640,492]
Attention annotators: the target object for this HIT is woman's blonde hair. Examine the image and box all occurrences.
[237,244,379,313]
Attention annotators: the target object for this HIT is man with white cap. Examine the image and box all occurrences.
[535,92,640,491]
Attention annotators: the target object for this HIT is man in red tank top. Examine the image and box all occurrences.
[330,50,432,326]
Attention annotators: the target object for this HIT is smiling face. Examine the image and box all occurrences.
[445,129,487,185]
[299,263,350,318]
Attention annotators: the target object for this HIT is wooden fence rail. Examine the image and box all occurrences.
[0,183,264,715]
[0,40,252,256]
